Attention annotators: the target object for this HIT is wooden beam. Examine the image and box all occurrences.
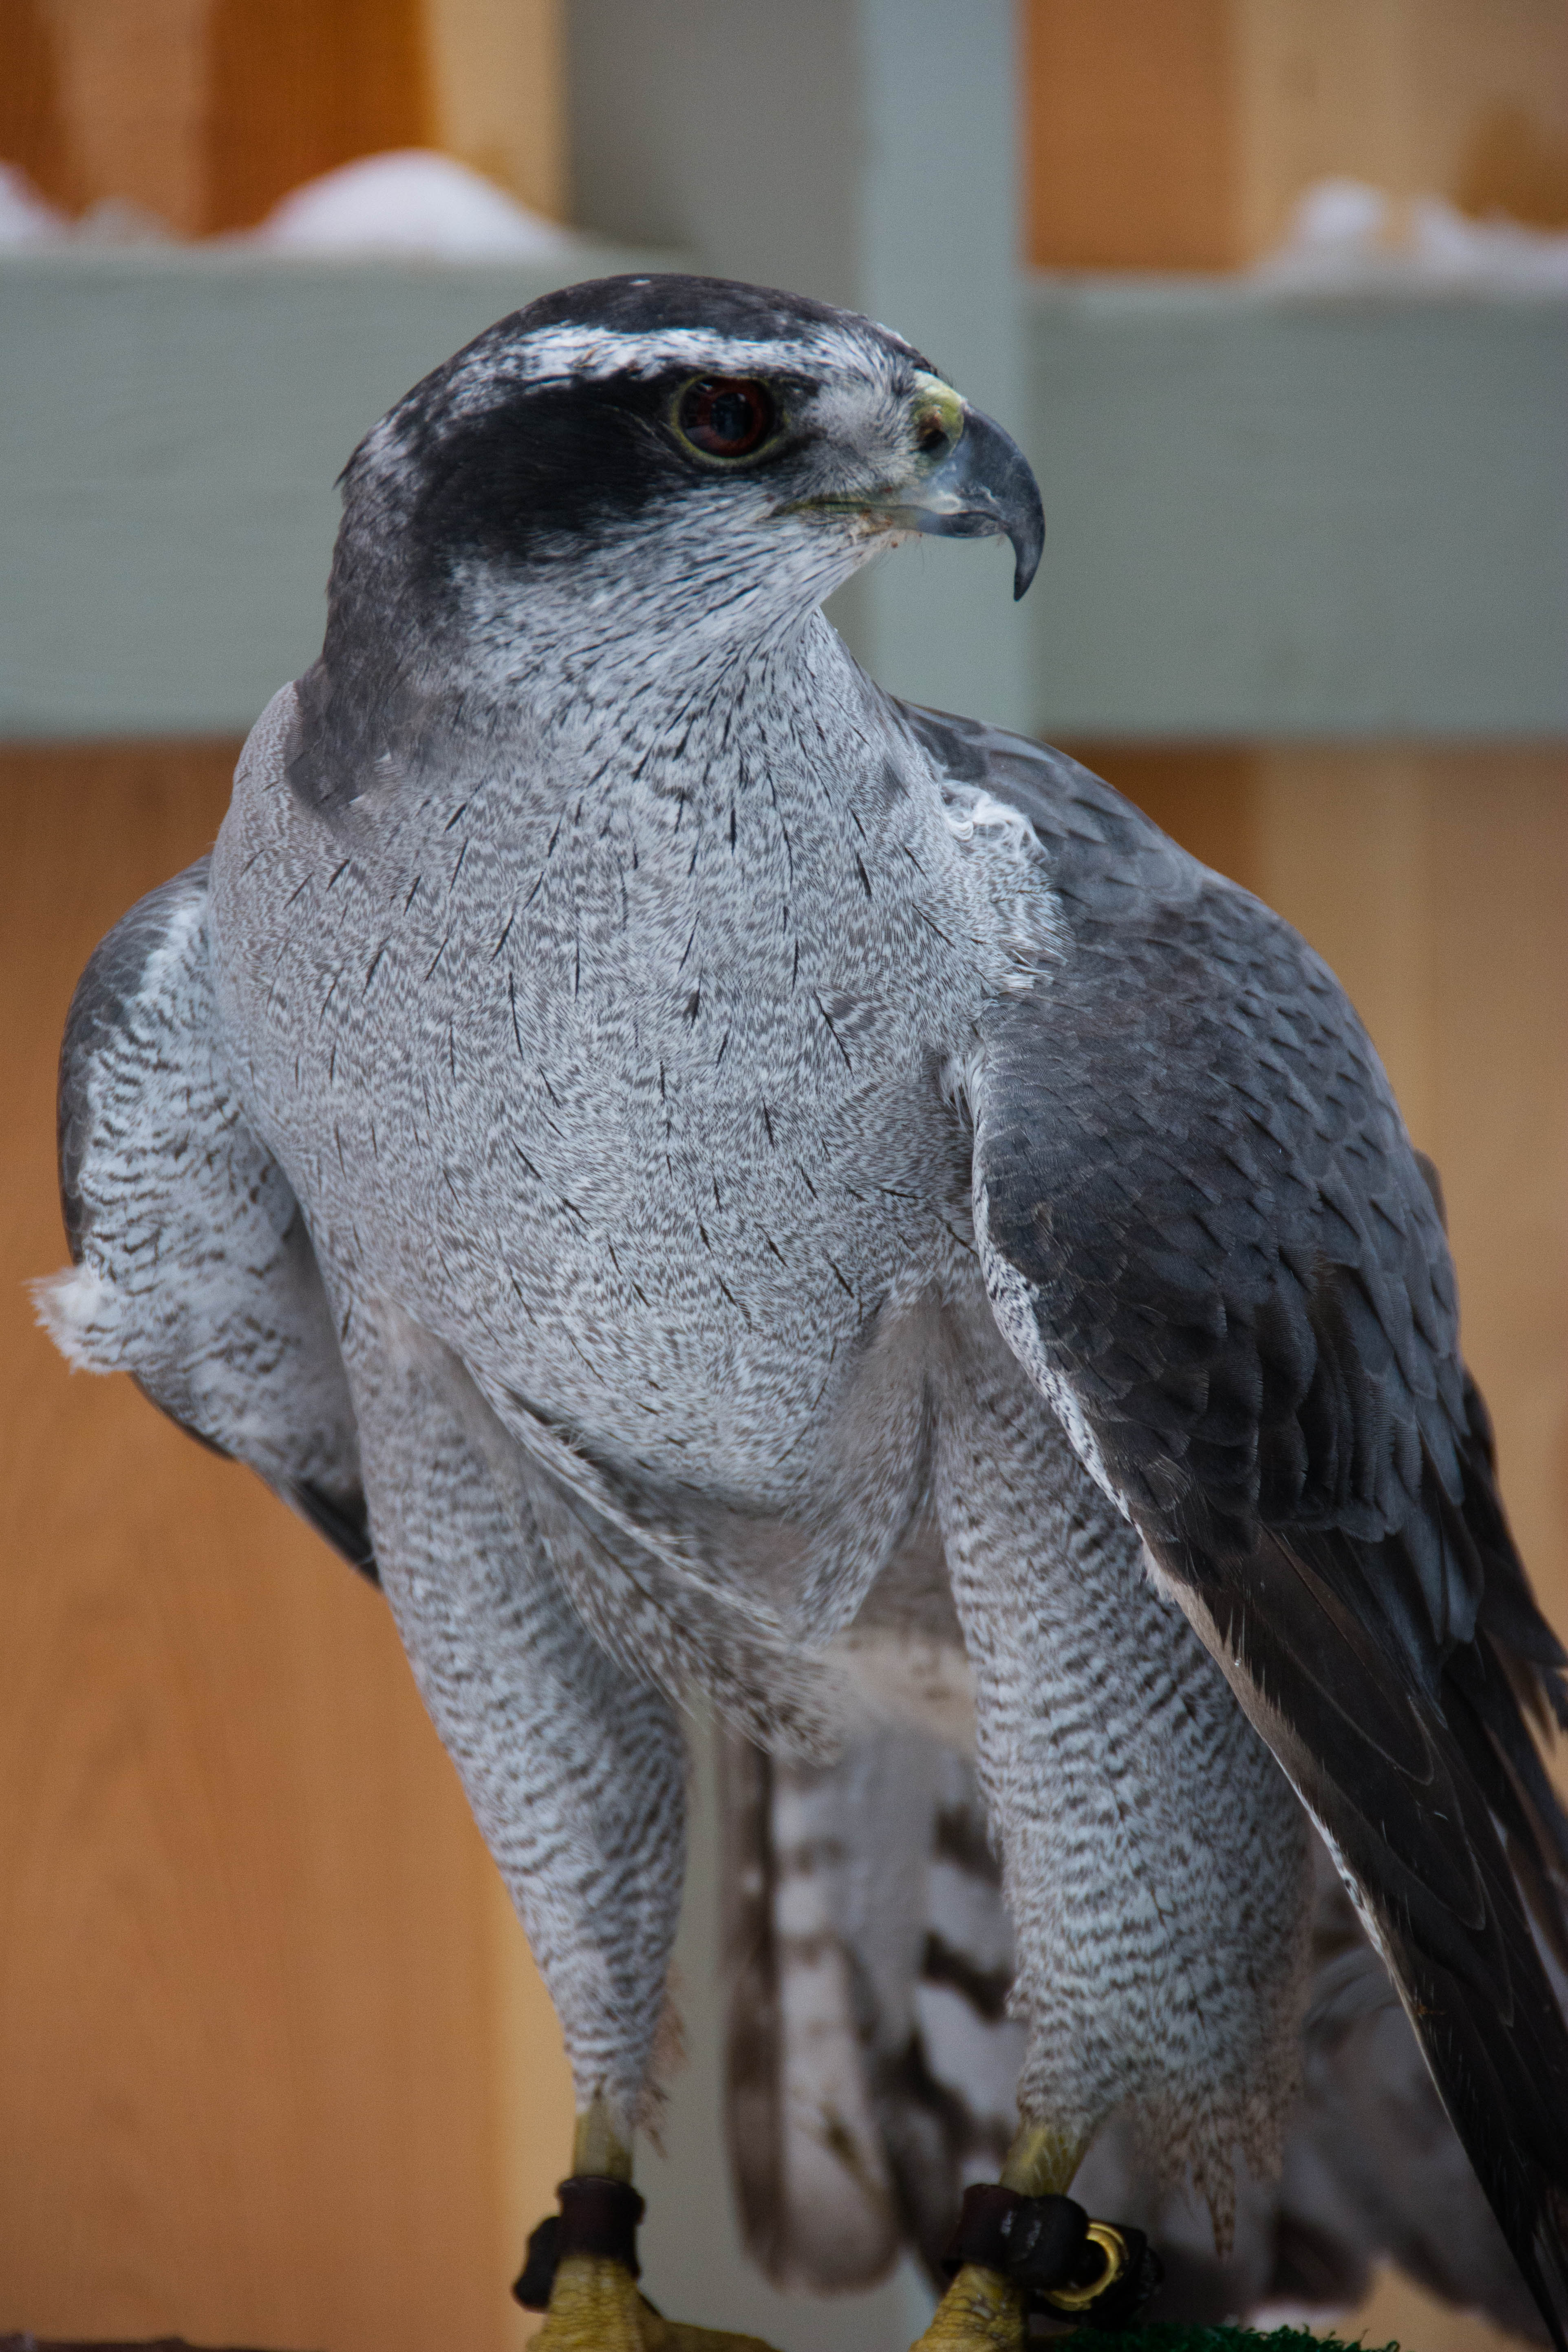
[1022,0,1239,269]
[1023,280,1568,743]
[22,0,214,232]
[423,0,565,220]
[204,0,432,233]
[0,0,75,213]
[0,0,568,237]
[1235,0,1568,257]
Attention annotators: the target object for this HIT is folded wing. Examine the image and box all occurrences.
[35,858,374,1579]
[904,704,1568,2346]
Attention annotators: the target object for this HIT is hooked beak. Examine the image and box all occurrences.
[874,387,1045,601]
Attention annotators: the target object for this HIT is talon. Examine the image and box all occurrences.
[911,2260,1030,2350]
[518,2153,781,2352]
[529,2252,781,2352]
[531,2251,655,2352]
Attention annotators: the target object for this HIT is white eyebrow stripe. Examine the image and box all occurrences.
[520,325,834,381]
[355,312,928,480]
[434,321,912,413]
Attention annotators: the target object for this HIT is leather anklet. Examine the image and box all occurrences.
[512,2174,647,2310]
[941,2182,1161,2331]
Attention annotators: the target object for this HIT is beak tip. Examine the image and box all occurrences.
[965,403,1043,603]
[884,397,1045,601]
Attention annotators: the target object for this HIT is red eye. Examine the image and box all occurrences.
[677,377,775,459]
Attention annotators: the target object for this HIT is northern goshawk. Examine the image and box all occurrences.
[39,275,1568,2350]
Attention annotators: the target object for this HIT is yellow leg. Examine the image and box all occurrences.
[534,2252,655,2352]
[909,2125,1089,2352]
[570,2098,635,2181]
[531,2104,781,2352]
[908,2260,1031,2352]
[998,2124,1087,2198]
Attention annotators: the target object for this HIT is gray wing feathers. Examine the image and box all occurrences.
[1282,1860,1548,2340]
[945,728,1465,1646]
[904,702,1568,2340]
[36,859,372,1575]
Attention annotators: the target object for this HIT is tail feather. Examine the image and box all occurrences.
[720,1721,1559,2338]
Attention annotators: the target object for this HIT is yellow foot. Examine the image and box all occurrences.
[533,2253,781,2352]
[909,2262,1030,2352]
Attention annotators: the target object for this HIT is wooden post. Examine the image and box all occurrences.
[13,0,215,230]
[423,0,565,221]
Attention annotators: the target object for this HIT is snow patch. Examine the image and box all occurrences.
[249,150,573,259]
[1255,176,1568,293]
[0,165,178,247]
[0,148,575,259]
[0,162,68,248]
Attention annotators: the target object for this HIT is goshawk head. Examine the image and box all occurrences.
[299,276,1043,796]
[347,273,1039,617]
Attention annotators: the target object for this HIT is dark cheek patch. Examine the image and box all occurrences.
[408,387,683,580]
[405,378,824,596]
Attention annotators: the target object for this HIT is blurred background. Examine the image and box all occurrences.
[0,4,1564,2348]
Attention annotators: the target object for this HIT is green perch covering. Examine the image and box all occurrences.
[1070,2328,1398,2351]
